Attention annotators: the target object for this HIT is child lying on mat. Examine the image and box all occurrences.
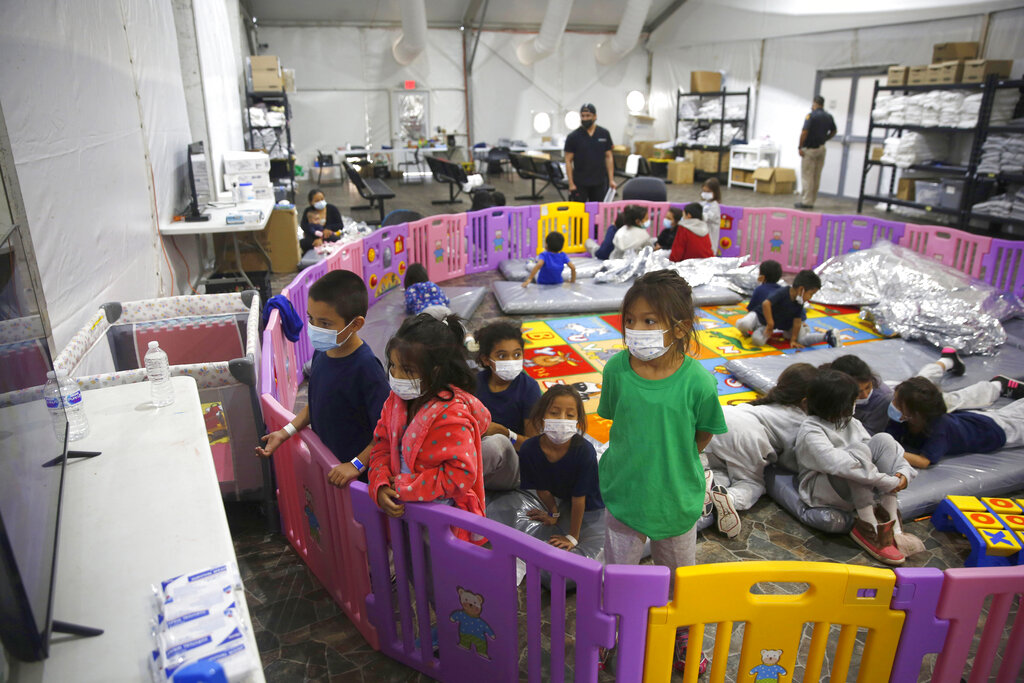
[735,269,841,349]
[404,263,451,317]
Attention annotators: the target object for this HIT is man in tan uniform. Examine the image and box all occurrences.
[795,96,836,209]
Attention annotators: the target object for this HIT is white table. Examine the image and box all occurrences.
[10,377,265,683]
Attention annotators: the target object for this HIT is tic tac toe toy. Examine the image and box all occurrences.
[931,495,1024,567]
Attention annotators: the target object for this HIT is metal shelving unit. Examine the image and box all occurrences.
[245,91,295,204]
[674,88,750,179]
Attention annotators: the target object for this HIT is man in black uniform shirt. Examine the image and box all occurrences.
[564,103,616,202]
[795,95,836,209]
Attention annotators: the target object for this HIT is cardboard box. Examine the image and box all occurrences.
[691,150,724,174]
[248,55,280,72]
[871,146,884,161]
[223,151,271,174]
[932,42,978,64]
[897,177,915,201]
[633,140,667,158]
[928,60,964,84]
[731,168,754,185]
[887,66,909,86]
[666,160,694,185]
[908,65,930,86]
[962,59,1014,83]
[215,207,299,274]
[690,70,722,93]
[752,167,796,195]
[248,55,283,92]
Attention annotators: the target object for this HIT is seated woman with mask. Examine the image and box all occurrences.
[300,188,344,252]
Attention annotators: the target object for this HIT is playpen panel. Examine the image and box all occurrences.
[588,200,635,242]
[817,214,907,262]
[505,205,538,259]
[283,260,329,384]
[979,238,1024,299]
[259,394,306,554]
[643,562,903,683]
[932,565,1024,683]
[718,205,743,257]
[326,239,365,279]
[133,316,244,366]
[0,340,49,393]
[408,214,468,283]
[889,568,949,683]
[740,208,821,272]
[464,208,516,274]
[603,564,672,682]
[536,202,590,255]
[362,224,409,305]
[898,225,991,280]
[351,484,616,682]
[260,310,297,413]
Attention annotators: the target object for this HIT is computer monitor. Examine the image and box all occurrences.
[185,141,211,222]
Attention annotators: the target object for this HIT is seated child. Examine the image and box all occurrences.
[473,321,542,490]
[524,232,577,287]
[700,178,722,255]
[668,202,713,262]
[887,376,1024,469]
[256,270,390,488]
[735,269,840,349]
[518,385,605,553]
[368,313,491,544]
[795,370,916,566]
[735,259,783,332]
[656,207,683,250]
[585,211,627,260]
[404,263,450,316]
[609,205,654,259]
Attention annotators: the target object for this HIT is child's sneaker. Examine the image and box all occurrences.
[941,347,965,376]
[992,375,1024,400]
[825,329,842,348]
[703,470,714,517]
[851,518,904,566]
[597,647,613,672]
[711,485,741,538]
[674,630,710,676]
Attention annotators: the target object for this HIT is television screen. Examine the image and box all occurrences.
[0,224,68,661]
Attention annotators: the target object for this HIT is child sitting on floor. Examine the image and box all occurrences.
[887,377,1024,469]
[656,207,683,250]
[668,203,713,262]
[368,313,491,545]
[404,263,450,316]
[519,385,605,553]
[795,370,916,566]
[523,232,577,287]
[735,269,840,349]
[735,259,783,333]
[609,205,655,259]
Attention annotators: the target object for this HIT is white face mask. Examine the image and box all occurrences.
[701,191,713,201]
[492,359,523,382]
[389,372,423,401]
[641,218,651,229]
[307,320,354,353]
[662,217,674,229]
[855,388,873,406]
[313,200,327,210]
[795,292,805,305]
[624,327,671,362]
[543,418,578,444]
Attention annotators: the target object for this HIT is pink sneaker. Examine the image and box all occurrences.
[851,518,904,566]
[674,630,710,676]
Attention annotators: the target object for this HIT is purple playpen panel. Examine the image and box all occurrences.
[718,205,744,257]
[284,259,329,385]
[464,208,508,275]
[351,484,617,682]
[259,394,307,562]
[361,224,409,305]
[979,237,1024,298]
[326,240,365,279]
[603,564,672,682]
[889,568,949,683]
[932,565,1024,683]
[898,224,992,280]
[505,204,538,259]
[740,207,821,272]
[817,214,907,262]
[407,214,468,284]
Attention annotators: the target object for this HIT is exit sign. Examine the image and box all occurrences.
[404,80,416,90]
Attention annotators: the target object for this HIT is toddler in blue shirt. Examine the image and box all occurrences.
[523,232,576,287]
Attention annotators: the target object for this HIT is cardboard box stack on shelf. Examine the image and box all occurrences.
[731,168,754,185]
[247,55,283,93]
[690,71,722,93]
[632,140,666,159]
[886,43,1014,87]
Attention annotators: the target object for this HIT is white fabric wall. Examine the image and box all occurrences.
[0,0,193,350]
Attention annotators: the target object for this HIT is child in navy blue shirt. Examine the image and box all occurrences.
[523,232,576,287]
[736,259,783,333]
[519,385,604,553]
[404,263,450,316]
[257,270,390,488]
[735,269,840,349]
[887,376,1024,468]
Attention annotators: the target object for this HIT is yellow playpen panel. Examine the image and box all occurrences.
[643,562,905,683]
[535,202,590,255]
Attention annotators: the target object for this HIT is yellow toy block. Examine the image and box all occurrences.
[984,497,1022,514]
[967,512,1002,529]
[980,528,1021,557]
[947,495,985,512]
[1001,514,1024,530]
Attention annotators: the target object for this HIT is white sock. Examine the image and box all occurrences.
[991,380,1004,394]
[881,494,900,533]
[857,505,878,527]
[937,358,954,372]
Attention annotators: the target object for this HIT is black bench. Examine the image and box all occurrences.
[509,153,571,200]
[343,160,395,225]
[425,155,494,205]
[612,152,652,179]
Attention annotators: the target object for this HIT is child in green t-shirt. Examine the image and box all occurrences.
[597,270,727,676]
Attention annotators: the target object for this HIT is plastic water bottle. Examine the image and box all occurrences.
[145,341,175,407]
[44,370,89,442]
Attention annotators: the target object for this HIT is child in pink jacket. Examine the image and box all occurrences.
[368,312,491,545]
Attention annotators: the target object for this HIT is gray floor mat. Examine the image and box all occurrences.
[498,256,606,281]
[492,280,741,315]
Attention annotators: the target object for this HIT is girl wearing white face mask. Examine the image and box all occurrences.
[655,207,683,250]
[598,270,726,674]
[300,188,343,252]
[700,178,722,255]
[367,313,491,545]
[518,385,604,553]
[472,322,542,491]
[609,205,655,259]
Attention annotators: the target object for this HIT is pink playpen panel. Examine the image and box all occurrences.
[260,310,297,412]
[817,214,907,262]
[739,208,821,272]
[0,340,49,393]
[898,224,991,280]
[407,214,468,283]
[362,224,409,305]
[718,205,743,257]
[588,200,669,241]
[133,317,243,366]
[326,240,365,280]
[979,238,1024,298]
[260,394,307,559]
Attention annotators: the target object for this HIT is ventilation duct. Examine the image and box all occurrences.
[516,0,574,66]
[595,0,652,65]
[392,0,428,65]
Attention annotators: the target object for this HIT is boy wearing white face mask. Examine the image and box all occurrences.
[598,270,726,675]
[735,269,841,349]
[256,270,390,490]
[518,385,604,553]
[473,322,542,490]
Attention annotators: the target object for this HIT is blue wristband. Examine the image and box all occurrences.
[350,456,365,472]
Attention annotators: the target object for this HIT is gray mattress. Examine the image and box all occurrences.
[361,286,486,364]
[491,279,742,315]
[498,256,606,281]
